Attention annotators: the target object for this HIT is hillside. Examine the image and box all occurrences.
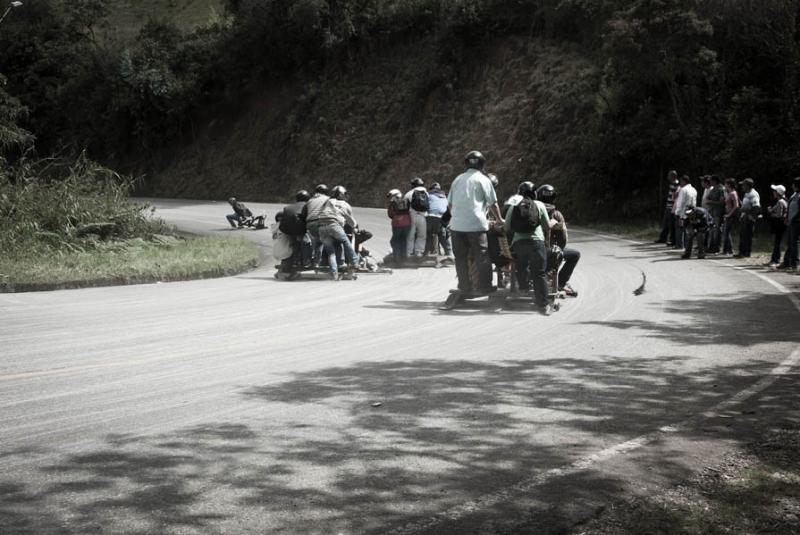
[146,36,602,217]
[103,0,223,42]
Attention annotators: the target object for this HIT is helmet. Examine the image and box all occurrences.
[295,189,310,202]
[228,197,236,204]
[487,173,499,188]
[518,181,536,199]
[315,184,329,195]
[332,185,347,200]
[387,188,402,198]
[464,150,485,170]
[410,177,424,187]
[430,182,441,190]
[536,184,556,204]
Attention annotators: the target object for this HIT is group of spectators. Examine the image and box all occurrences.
[386,151,580,315]
[656,171,800,270]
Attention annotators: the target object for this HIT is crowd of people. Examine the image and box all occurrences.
[225,151,582,314]
[655,172,800,270]
[384,151,580,315]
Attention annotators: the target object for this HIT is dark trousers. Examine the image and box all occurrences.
[391,226,410,261]
[452,230,493,292]
[658,207,675,243]
[425,216,449,255]
[783,221,799,267]
[708,214,722,253]
[771,227,786,264]
[512,239,548,307]
[685,228,707,258]
[558,248,581,288]
[674,216,684,248]
[739,218,754,257]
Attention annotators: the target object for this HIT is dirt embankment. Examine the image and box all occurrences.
[147,36,600,215]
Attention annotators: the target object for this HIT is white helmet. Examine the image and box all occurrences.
[387,189,402,198]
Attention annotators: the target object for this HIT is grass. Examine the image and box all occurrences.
[0,235,259,292]
[580,429,800,534]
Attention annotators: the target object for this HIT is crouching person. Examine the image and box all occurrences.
[682,206,713,259]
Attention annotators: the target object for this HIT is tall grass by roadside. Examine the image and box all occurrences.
[0,154,259,291]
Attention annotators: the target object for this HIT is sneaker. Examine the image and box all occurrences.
[539,303,552,316]
[328,272,338,281]
[560,284,578,297]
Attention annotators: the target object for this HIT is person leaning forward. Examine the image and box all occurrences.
[447,151,504,294]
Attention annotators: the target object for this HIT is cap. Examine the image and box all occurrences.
[771,184,786,196]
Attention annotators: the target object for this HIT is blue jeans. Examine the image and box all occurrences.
[318,223,359,274]
[722,217,735,254]
[226,213,242,227]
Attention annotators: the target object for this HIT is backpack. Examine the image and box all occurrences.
[391,198,410,214]
[410,189,429,212]
[510,198,541,233]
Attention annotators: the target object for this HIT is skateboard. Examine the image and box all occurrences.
[438,289,504,312]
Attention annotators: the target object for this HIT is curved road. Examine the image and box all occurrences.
[1,199,798,534]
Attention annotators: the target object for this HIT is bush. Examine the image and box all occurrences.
[0,153,160,254]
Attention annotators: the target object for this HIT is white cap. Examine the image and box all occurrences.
[771,184,786,196]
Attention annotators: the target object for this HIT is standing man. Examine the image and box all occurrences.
[706,176,725,254]
[766,184,788,267]
[405,177,429,259]
[302,184,331,265]
[722,178,740,255]
[505,181,555,315]
[426,182,451,257]
[736,178,761,258]
[673,175,697,249]
[780,177,800,270]
[656,170,679,245]
[448,151,503,295]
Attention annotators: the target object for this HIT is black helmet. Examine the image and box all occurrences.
[228,197,237,204]
[464,150,485,170]
[488,173,499,188]
[536,184,556,203]
[410,177,424,187]
[315,184,329,195]
[295,189,310,202]
[518,181,536,199]
[430,182,441,190]
[332,185,347,200]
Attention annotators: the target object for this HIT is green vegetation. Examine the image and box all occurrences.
[0,154,258,292]
[0,235,259,291]
[1,1,798,221]
[581,429,800,534]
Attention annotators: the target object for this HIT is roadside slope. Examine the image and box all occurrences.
[147,37,599,214]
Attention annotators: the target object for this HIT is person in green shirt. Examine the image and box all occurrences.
[504,181,557,315]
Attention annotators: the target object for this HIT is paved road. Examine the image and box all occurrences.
[1,199,798,534]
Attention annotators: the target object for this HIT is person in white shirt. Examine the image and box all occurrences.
[447,150,503,294]
[674,175,697,248]
[736,178,761,258]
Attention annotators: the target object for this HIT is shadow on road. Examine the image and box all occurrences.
[2,352,794,533]
[581,291,799,347]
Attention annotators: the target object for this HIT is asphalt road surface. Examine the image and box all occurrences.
[2,199,798,534]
